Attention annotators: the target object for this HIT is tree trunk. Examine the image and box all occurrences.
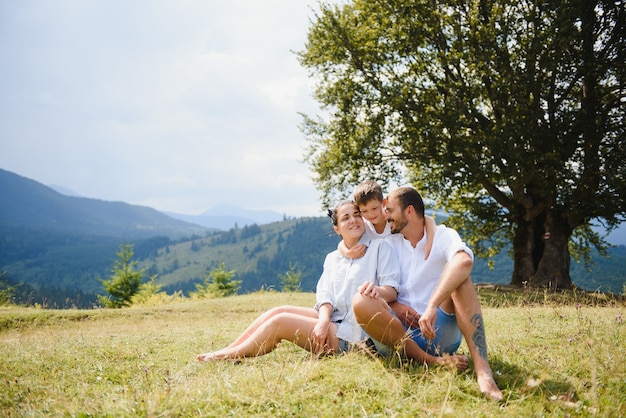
[529,212,573,289]
[510,217,539,286]
[510,210,573,289]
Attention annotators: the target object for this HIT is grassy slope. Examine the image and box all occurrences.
[1,291,624,417]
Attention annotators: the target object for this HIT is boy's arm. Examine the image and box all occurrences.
[423,215,437,260]
[337,240,367,259]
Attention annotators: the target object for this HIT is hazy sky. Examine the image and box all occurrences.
[0,1,332,217]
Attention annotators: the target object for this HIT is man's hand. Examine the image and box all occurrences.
[390,301,421,328]
[418,305,438,340]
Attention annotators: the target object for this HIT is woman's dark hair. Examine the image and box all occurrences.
[327,200,358,226]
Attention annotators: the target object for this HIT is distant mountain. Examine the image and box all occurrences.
[48,184,83,197]
[602,225,626,247]
[0,168,207,240]
[165,203,287,230]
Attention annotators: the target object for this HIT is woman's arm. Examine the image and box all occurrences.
[358,281,397,303]
[312,302,333,353]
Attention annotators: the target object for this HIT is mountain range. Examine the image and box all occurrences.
[47,181,289,232]
[1,167,625,308]
[163,205,288,231]
[0,169,207,240]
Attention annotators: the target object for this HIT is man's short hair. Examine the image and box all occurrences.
[388,187,425,217]
[353,180,384,206]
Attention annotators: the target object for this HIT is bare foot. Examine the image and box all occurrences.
[196,352,217,362]
[477,373,503,401]
[436,354,469,371]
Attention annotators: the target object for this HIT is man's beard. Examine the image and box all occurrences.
[389,216,408,234]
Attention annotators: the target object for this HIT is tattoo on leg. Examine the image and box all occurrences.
[470,313,488,361]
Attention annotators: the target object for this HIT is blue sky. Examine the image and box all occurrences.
[0,1,330,217]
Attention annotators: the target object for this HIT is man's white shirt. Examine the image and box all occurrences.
[385,224,473,314]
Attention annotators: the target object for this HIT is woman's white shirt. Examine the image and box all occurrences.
[315,235,400,343]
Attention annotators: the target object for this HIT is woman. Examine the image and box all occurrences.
[196,200,400,360]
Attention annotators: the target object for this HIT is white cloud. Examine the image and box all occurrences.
[0,0,328,217]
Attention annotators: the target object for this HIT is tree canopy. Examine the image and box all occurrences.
[299,0,626,288]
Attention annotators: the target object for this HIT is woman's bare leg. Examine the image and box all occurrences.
[227,306,318,348]
[197,312,337,361]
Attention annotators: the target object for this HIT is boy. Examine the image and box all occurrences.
[339,180,436,259]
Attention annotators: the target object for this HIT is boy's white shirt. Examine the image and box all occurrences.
[364,219,391,239]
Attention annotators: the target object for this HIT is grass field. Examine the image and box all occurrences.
[1,290,624,417]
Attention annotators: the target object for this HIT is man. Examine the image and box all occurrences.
[352,186,503,400]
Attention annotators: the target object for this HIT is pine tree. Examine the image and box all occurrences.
[98,244,144,308]
[280,263,303,292]
[193,263,240,298]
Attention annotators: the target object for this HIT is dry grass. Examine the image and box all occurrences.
[1,290,624,417]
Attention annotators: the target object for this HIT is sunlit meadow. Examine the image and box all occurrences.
[1,289,624,417]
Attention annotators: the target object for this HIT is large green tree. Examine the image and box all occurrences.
[299,0,626,289]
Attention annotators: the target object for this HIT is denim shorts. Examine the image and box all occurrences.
[373,306,462,357]
[338,338,376,353]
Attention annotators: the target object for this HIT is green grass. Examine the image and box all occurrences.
[1,291,624,417]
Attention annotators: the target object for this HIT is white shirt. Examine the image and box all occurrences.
[364,219,391,239]
[385,224,473,314]
[315,235,401,343]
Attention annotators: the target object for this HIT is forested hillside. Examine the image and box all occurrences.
[0,168,209,307]
[142,217,340,295]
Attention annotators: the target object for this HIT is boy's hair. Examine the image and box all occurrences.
[353,180,384,206]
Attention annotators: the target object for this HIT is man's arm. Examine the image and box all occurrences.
[388,300,421,328]
[418,250,473,339]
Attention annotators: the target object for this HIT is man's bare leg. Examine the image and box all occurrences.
[352,293,468,371]
[450,279,503,400]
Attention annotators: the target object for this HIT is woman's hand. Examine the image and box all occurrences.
[358,281,380,299]
[312,317,331,353]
